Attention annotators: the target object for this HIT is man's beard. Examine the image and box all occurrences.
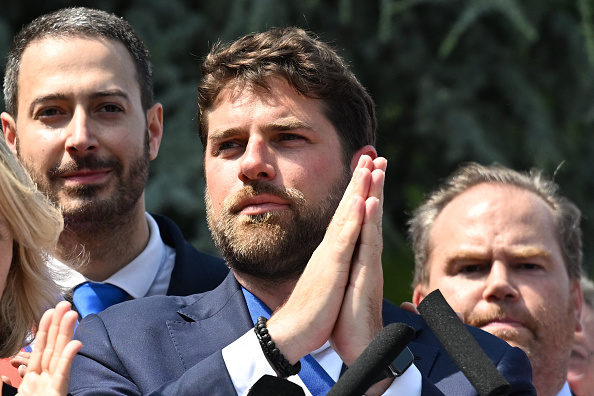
[465,305,542,348]
[205,171,350,282]
[17,133,150,234]
[465,297,575,393]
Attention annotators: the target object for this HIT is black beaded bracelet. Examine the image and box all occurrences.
[254,316,301,377]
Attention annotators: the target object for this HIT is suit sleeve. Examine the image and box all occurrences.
[496,346,536,395]
[68,315,238,396]
[69,315,142,396]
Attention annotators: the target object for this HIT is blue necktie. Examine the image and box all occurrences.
[72,282,129,318]
[242,288,335,395]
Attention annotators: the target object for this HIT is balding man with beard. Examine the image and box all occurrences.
[411,162,583,396]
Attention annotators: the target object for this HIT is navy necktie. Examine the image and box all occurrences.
[242,287,335,395]
[72,282,129,318]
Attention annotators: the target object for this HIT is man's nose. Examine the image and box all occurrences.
[65,108,99,155]
[238,138,276,182]
[482,261,520,302]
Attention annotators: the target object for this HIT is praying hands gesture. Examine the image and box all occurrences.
[267,153,389,395]
[14,301,82,396]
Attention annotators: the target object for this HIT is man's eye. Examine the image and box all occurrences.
[212,141,241,156]
[518,263,541,270]
[218,141,239,151]
[459,264,485,274]
[37,108,63,118]
[279,133,304,141]
[100,104,123,113]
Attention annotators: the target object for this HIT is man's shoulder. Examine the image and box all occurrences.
[150,213,221,261]
[96,293,201,323]
[150,213,229,295]
[93,271,237,325]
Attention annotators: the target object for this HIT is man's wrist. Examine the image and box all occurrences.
[254,316,301,377]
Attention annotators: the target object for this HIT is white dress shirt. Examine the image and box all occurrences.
[49,213,176,298]
[222,330,422,396]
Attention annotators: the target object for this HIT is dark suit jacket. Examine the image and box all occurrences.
[69,272,535,395]
[151,214,228,296]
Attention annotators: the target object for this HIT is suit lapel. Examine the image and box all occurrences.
[408,338,439,377]
[166,273,253,370]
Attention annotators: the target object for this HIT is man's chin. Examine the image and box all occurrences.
[486,327,532,350]
[230,259,306,283]
[60,199,104,217]
[219,227,316,280]
[61,197,136,228]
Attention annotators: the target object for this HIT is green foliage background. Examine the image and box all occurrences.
[1,0,593,304]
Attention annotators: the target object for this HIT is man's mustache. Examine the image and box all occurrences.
[48,155,121,179]
[224,182,305,214]
[464,306,540,338]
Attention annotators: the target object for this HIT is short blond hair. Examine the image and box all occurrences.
[0,139,62,357]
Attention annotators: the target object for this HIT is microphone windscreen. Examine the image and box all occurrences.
[417,289,511,396]
[247,374,305,396]
[327,322,415,396]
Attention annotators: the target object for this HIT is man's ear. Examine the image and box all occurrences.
[146,103,164,161]
[349,145,377,171]
[572,278,584,333]
[412,285,428,306]
[1,112,18,155]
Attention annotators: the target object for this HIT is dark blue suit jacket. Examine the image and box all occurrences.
[69,272,535,395]
[150,214,228,296]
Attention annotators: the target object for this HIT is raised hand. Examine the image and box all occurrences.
[16,301,82,396]
[267,154,385,365]
[331,156,386,366]
[10,352,30,378]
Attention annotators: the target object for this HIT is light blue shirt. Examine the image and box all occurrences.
[557,381,572,396]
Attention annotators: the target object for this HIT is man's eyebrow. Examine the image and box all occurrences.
[445,250,490,264]
[208,127,243,142]
[208,119,315,142]
[28,93,69,116]
[262,119,314,132]
[445,246,552,264]
[90,89,130,101]
[510,246,551,260]
[28,90,131,117]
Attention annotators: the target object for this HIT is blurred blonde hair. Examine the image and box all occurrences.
[0,139,62,357]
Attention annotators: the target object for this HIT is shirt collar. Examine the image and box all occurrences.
[556,381,572,396]
[48,213,166,299]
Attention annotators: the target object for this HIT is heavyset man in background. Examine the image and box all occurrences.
[411,163,583,396]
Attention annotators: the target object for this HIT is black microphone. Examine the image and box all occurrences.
[327,322,415,396]
[417,289,511,396]
[247,374,305,396]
